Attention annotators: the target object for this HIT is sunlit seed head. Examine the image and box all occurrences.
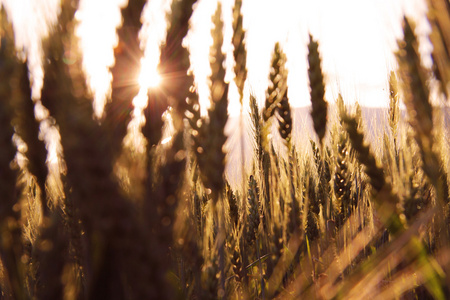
[185,110,194,118]
[161,136,172,145]
[193,103,200,111]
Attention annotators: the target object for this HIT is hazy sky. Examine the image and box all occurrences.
[1,0,433,116]
[1,0,439,187]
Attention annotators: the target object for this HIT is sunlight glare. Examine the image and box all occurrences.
[138,66,161,90]
[161,136,172,145]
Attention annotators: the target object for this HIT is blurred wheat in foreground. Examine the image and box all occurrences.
[0,0,450,299]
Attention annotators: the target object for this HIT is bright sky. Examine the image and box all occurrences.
[1,0,438,188]
[1,0,432,116]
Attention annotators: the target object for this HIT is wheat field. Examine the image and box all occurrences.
[0,0,449,299]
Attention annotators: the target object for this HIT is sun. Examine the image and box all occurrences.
[138,67,161,90]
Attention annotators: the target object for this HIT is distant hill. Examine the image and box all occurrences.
[224,105,450,188]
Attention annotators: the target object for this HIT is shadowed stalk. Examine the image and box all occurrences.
[185,86,201,154]
[232,0,247,104]
[427,0,450,99]
[104,0,147,160]
[226,182,239,227]
[246,175,260,247]
[334,96,354,226]
[311,140,331,221]
[396,18,445,191]
[143,87,167,149]
[159,0,197,130]
[308,34,328,147]
[287,158,301,238]
[304,166,320,242]
[40,2,163,298]
[34,212,68,300]
[308,34,329,223]
[230,239,245,297]
[192,4,230,297]
[196,2,228,201]
[232,0,248,197]
[202,249,219,299]
[12,63,49,218]
[396,18,449,254]
[145,131,186,298]
[0,16,26,300]
[142,3,198,294]
[250,94,272,232]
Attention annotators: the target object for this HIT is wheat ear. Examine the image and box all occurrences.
[308,34,328,146]
[263,43,287,122]
[232,0,248,103]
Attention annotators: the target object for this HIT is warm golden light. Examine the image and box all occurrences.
[138,67,161,90]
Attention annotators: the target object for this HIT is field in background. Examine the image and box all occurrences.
[225,106,450,188]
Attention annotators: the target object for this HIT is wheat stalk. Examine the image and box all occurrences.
[196,3,228,200]
[0,16,27,299]
[246,175,261,246]
[103,0,147,159]
[308,34,328,146]
[264,43,287,122]
[276,88,292,149]
[40,2,169,298]
[232,0,247,104]
[159,0,197,130]
[427,0,450,99]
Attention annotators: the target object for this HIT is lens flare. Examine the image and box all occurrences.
[138,67,161,90]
